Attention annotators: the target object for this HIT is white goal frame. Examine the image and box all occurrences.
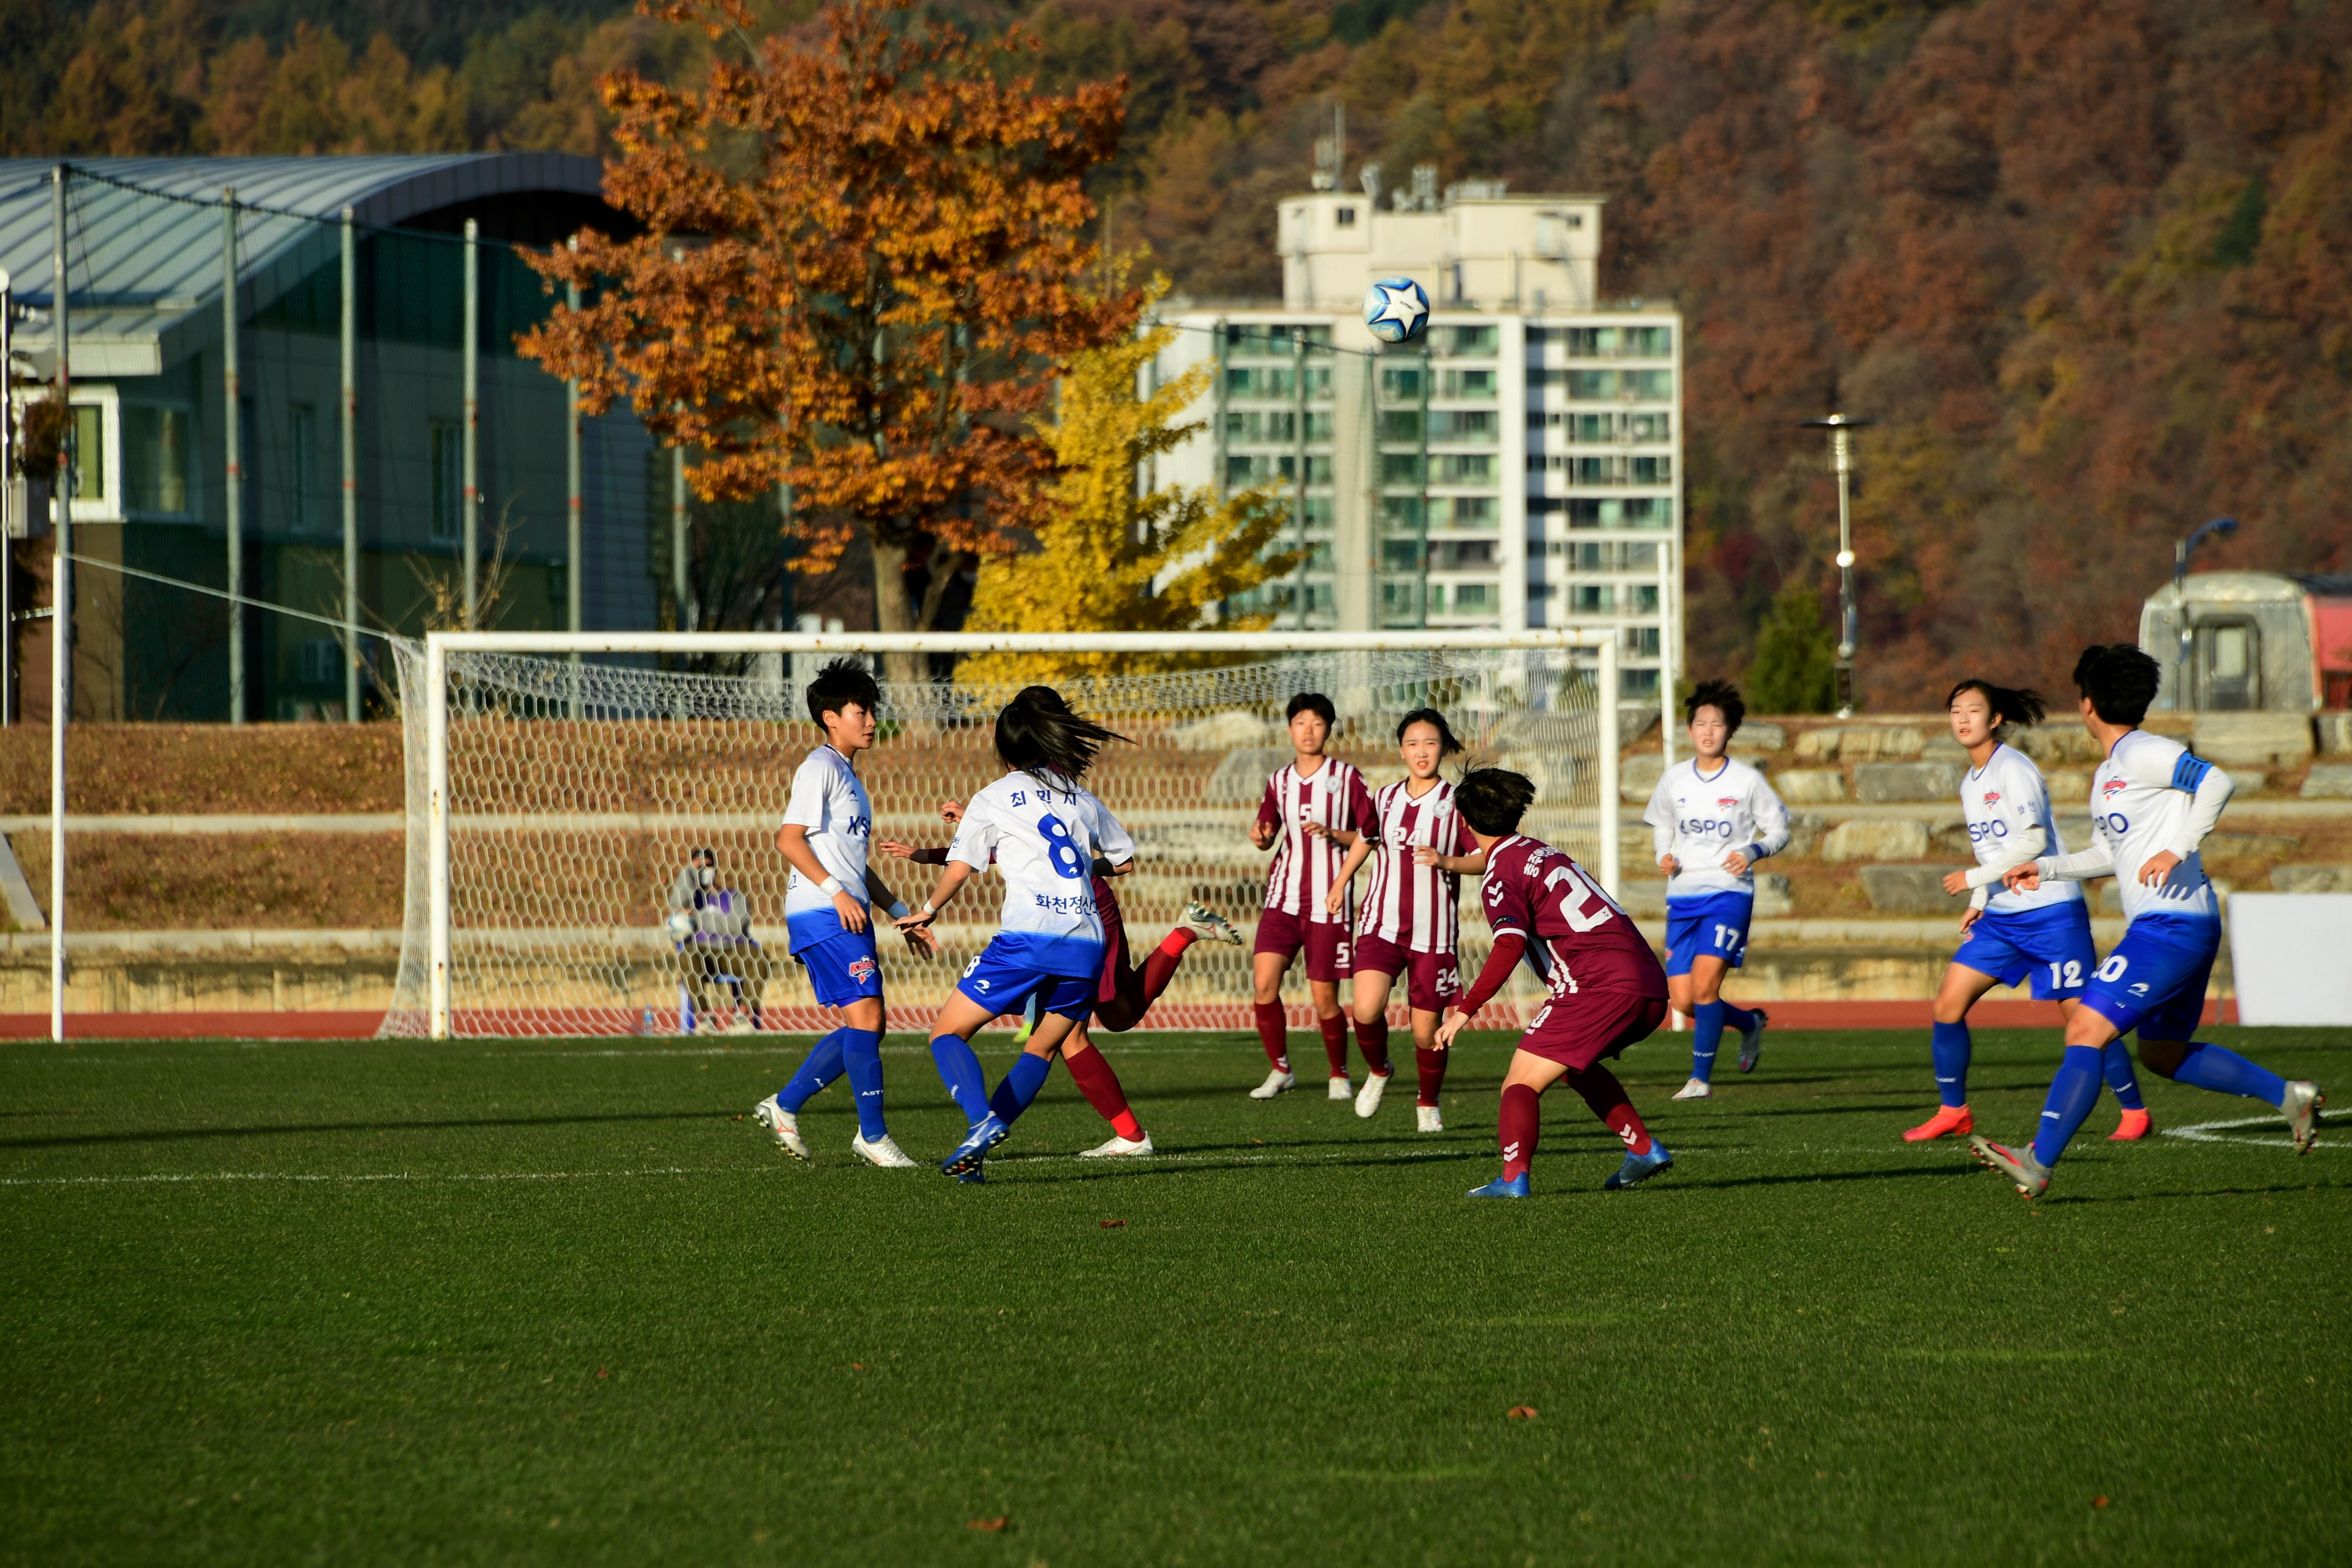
[419,627,1622,1040]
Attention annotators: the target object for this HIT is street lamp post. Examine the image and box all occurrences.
[2171,515,2239,710]
[1799,414,1873,719]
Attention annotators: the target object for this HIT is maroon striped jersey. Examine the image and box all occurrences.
[1358,778,1478,953]
[1256,759,1377,926]
[1478,833,1664,999]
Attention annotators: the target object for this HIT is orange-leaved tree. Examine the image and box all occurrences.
[519,0,1140,675]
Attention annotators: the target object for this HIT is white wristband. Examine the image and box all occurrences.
[920,901,936,919]
[818,875,844,896]
[887,900,910,920]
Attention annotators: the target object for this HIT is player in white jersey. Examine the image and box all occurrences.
[896,689,1139,1180]
[1642,681,1787,1100]
[1906,679,2150,1143]
[752,660,935,1169]
[1328,708,1483,1130]
[1972,646,2323,1198]
[1247,691,1380,1101]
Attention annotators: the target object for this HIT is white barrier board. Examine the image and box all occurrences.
[2227,893,2352,1026]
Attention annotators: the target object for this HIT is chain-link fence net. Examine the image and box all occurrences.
[380,642,1601,1037]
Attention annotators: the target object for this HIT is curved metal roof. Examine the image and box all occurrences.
[0,154,603,374]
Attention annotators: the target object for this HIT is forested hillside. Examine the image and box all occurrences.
[9,0,2349,705]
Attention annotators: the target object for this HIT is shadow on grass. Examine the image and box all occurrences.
[2038,1179,2348,1206]
[1666,1163,1972,1192]
[0,1108,723,1152]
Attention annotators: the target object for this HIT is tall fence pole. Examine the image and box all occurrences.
[222,189,243,724]
[49,164,70,1041]
[461,218,479,629]
[1598,633,1620,899]
[340,206,360,723]
[564,260,583,721]
[670,445,689,633]
[1657,534,1675,770]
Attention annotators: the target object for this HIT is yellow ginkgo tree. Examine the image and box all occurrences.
[958,298,1304,688]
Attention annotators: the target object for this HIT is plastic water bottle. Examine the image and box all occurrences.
[640,1007,656,1035]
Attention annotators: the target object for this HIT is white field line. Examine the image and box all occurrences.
[2159,1113,2325,1149]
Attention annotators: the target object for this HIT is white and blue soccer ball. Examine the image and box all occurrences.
[1363,277,1430,343]
[664,910,698,943]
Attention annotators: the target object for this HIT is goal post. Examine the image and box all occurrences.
[389,629,1622,1040]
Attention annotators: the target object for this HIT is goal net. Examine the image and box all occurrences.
[379,634,1619,1039]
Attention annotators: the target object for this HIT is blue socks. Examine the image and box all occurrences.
[840,1028,886,1141]
[1719,1001,1758,1037]
[2169,1041,2287,1107]
[1930,1021,1971,1107]
[776,1027,848,1114]
[2102,1041,2146,1111]
[2032,1045,2105,1167]
[988,1052,1053,1127]
[930,1034,992,1127]
[1691,1000,1724,1081]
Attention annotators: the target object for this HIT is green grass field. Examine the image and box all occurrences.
[2,1026,2345,1565]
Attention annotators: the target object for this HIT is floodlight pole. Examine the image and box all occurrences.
[461,218,479,629]
[1291,328,1307,629]
[49,164,69,1042]
[2170,516,2239,710]
[1800,414,1872,718]
[222,189,243,724]
[564,256,583,721]
[340,207,359,723]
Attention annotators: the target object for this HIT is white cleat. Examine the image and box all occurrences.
[1078,1132,1155,1159]
[1328,1076,1354,1102]
[2282,1080,2325,1154]
[1183,901,1245,945]
[1671,1076,1713,1101]
[1355,1070,1391,1119]
[1249,1069,1297,1100]
[850,1132,920,1168]
[752,1098,808,1160]
[1417,1104,1444,1133]
[723,1016,757,1036]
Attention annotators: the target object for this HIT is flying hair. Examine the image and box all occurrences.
[1685,679,1745,737]
[805,657,879,726]
[1945,678,2046,730]
[1395,707,1464,754]
[1454,768,1536,837]
[995,688,1128,783]
[2073,644,2161,728]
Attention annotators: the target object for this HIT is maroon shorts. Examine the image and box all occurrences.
[1252,907,1350,983]
[1521,988,1669,1073]
[1350,931,1461,1013]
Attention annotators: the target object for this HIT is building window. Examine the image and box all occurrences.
[1451,582,1493,611]
[122,405,190,514]
[1381,453,1424,486]
[288,404,317,531]
[1448,325,1497,355]
[299,638,341,685]
[68,403,105,502]
[1379,409,1421,443]
[1447,496,1495,528]
[1381,496,1424,530]
[1431,409,1496,443]
[1440,368,1496,400]
[430,421,461,540]
[1379,365,1423,402]
[1434,453,1492,484]
[1336,207,1356,227]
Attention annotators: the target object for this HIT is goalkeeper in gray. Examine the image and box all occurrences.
[667,847,768,1033]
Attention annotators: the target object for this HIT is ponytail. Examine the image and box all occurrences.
[1945,678,2046,730]
[995,688,1128,783]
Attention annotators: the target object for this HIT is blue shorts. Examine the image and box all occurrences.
[2079,916,2219,1042]
[795,927,883,1009]
[1954,902,2097,1000]
[1666,891,1753,976]
[956,934,1100,1024]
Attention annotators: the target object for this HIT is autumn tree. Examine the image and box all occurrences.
[958,297,1300,687]
[520,0,1141,678]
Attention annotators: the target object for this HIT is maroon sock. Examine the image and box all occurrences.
[1318,1014,1350,1077]
[1416,1045,1448,1107]
[1355,1015,1392,1076]
[1066,1047,1144,1141]
[1499,1083,1541,1179]
[1568,1064,1652,1155]
[1139,928,1195,1008]
[1254,1002,1291,1073]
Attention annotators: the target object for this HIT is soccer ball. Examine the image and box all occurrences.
[664,910,697,943]
[1363,277,1430,343]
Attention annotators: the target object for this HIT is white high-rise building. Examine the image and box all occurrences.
[1152,178,1681,700]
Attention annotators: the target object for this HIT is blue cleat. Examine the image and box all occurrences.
[941,1113,1010,1176]
[1466,1173,1531,1199]
[1604,1141,1674,1190]
[956,1165,987,1185]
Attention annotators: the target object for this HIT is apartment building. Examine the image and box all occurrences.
[1153,177,1680,698]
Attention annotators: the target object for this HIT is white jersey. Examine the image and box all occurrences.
[1963,742,2082,915]
[949,770,1137,970]
[2069,730,2227,927]
[781,745,873,950]
[1643,756,1789,900]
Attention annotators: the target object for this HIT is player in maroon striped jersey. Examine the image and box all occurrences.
[1328,709,1486,1131]
[1437,767,1674,1197]
[1246,693,1381,1101]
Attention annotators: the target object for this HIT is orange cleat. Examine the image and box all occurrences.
[1903,1104,1973,1142]
[2108,1108,2154,1141]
